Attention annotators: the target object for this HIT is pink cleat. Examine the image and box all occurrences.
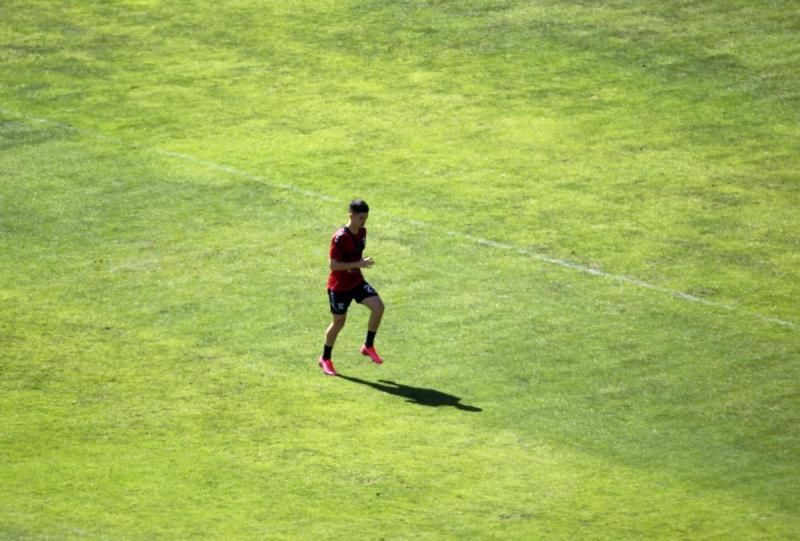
[318,357,338,376]
[360,345,383,365]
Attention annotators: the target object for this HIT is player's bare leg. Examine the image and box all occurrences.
[363,295,384,333]
[320,314,346,376]
[325,313,347,347]
[360,296,385,364]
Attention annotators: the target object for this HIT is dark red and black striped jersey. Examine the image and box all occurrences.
[327,226,366,291]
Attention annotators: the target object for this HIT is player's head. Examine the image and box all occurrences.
[348,199,369,227]
[349,199,369,214]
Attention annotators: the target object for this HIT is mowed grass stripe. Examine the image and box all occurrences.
[2,125,798,539]
[2,105,796,331]
[2,0,798,324]
[2,1,799,538]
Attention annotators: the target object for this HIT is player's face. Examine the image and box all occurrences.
[351,212,369,228]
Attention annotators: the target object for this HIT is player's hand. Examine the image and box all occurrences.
[360,257,374,268]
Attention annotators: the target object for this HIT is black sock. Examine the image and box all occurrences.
[323,345,333,360]
[365,331,376,348]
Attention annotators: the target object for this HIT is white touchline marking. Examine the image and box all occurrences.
[2,106,796,329]
[433,228,797,329]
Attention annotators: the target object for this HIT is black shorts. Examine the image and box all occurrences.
[328,282,379,315]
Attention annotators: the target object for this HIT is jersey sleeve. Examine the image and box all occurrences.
[329,230,349,260]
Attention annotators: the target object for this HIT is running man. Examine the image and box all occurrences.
[319,199,385,376]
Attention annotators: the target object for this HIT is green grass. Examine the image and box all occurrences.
[2,1,799,539]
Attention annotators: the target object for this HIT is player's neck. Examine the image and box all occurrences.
[346,221,361,235]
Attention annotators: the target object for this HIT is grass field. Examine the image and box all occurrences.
[2,1,799,539]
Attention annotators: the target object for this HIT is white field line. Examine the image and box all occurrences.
[3,106,797,330]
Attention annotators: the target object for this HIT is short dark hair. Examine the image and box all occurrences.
[349,199,369,213]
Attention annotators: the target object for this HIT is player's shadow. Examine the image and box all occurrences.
[339,375,482,412]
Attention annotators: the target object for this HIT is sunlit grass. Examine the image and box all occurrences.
[2,1,799,539]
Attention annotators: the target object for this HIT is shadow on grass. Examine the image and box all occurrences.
[339,375,482,412]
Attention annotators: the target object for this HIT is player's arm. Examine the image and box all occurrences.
[330,257,374,271]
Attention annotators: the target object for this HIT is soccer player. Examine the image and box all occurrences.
[318,199,385,376]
